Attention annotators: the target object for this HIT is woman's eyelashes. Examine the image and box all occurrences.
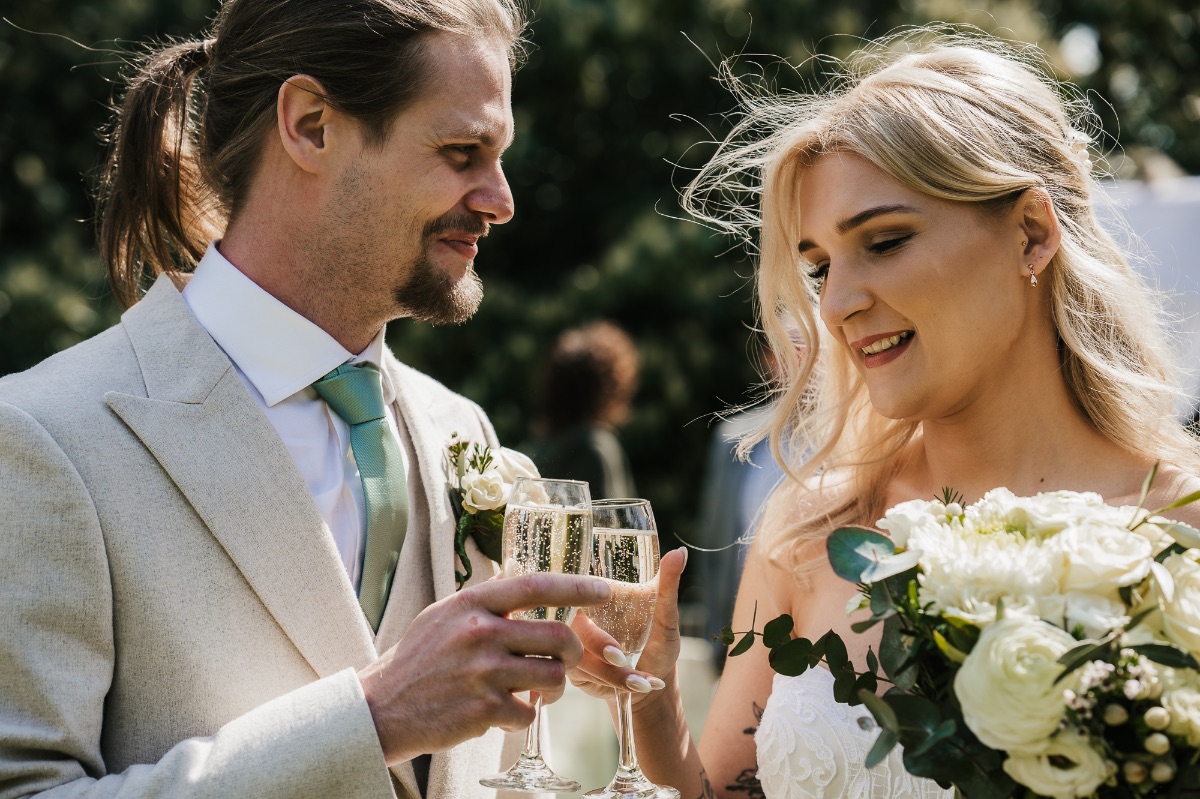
[803,232,914,290]
[866,232,915,255]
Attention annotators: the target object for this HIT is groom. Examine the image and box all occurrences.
[0,2,615,798]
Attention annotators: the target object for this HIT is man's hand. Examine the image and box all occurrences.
[359,572,611,766]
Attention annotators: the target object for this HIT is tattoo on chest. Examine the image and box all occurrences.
[727,702,764,797]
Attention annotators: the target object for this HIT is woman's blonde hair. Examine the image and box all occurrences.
[683,25,1200,574]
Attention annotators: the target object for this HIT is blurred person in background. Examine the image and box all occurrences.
[523,320,639,499]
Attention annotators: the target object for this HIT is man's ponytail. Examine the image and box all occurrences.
[98,38,222,309]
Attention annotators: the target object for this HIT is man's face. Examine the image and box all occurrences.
[318,31,515,327]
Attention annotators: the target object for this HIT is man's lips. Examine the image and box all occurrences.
[438,235,479,258]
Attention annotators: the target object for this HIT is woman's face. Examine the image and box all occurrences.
[797,152,1041,422]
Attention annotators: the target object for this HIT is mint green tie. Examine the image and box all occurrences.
[313,363,408,632]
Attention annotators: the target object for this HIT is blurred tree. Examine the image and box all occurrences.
[2,0,1198,613]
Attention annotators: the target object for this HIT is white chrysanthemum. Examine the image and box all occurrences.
[908,506,1063,627]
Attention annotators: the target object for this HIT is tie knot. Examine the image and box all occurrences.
[313,363,387,426]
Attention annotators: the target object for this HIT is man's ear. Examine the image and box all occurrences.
[1014,188,1062,282]
[276,75,339,174]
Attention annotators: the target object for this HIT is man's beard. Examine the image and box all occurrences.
[396,213,487,325]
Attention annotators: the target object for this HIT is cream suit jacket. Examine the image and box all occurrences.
[0,275,517,798]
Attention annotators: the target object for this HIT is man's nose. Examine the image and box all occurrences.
[467,162,515,225]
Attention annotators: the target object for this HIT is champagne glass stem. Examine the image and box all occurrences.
[602,687,648,793]
[523,693,545,759]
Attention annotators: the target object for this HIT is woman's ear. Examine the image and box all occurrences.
[1014,188,1062,283]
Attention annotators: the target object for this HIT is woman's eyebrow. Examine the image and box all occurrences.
[798,204,918,254]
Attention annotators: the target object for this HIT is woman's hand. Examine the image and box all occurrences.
[568,547,687,710]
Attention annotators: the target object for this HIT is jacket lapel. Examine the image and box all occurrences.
[105,276,378,679]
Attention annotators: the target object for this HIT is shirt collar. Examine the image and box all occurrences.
[182,243,393,407]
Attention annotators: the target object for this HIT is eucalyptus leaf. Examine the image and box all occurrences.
[908,719,957,758]
[730,630,756,657]
[827,527,896,583]
[851,615,886,634]
[763,614,795,648]
[864,728,900,769]
[1130,643,1200,670]
[832,669,857,703]
[769,637,817,677]
[823,632,849,672]
[852,672,878,703]
[866,648,879,675]
[858,689,899,732]
[717,626,736,646]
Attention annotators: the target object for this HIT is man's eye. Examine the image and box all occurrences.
[446,146,476,164]
[867,233,914,254]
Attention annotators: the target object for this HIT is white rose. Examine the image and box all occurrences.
[491,447,539,484]
[877,499,945,549]
[1158,550,1200,657]
[460,468,506,512]
[955,616,1078,754]
[1054,522,1152,591]
[1002,728,1108,799]
[1060,591,1130,640]
[1163,685,1200,746]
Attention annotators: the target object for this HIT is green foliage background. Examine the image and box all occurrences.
[2,0,1198,582]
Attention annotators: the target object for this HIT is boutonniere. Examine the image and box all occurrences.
[446,434,540,589]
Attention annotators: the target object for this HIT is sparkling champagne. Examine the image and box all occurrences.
[587,528,660,657]
[503,503,592,623]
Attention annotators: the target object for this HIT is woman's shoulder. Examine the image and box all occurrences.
[1144,463,1200,527]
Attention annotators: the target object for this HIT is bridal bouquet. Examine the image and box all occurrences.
[446,434,538,588]
[723,470,1200,798]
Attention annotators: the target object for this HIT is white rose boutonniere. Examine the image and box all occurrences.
[447,434,539,588]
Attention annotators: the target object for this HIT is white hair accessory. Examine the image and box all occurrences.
[1068,129,1093,173]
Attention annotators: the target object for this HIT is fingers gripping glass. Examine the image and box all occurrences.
[479,477,593,793]
[585,499,679,799]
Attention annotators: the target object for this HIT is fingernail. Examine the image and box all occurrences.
[626,675,652,693]
[677,547,688,569]
[591,579,611,600]
[647,676,666,690]
[603,646,630,667]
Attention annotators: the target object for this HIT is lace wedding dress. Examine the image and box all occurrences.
[756,668,952,799]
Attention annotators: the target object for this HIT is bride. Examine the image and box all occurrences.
[570,26,1200,798]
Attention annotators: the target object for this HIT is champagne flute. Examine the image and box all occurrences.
[479,477,593,793]
[585,499,680,799]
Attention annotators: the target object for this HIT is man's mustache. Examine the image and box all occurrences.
[424,213,489,239]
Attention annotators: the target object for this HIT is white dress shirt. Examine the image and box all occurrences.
[182,243,408,588]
